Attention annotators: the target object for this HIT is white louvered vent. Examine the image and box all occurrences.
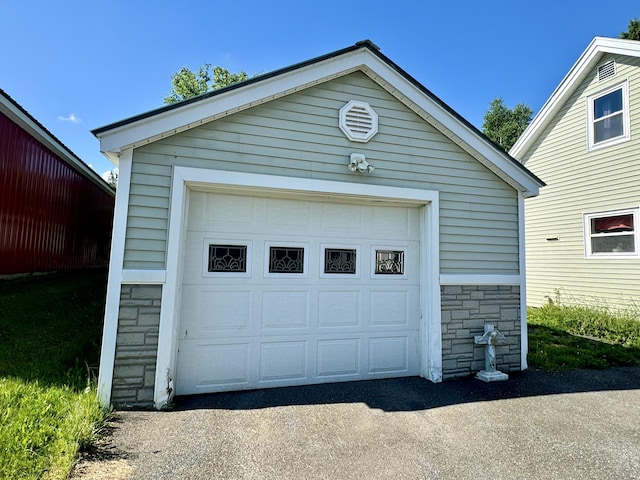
[339,100,378,142]
[598,60,616,81]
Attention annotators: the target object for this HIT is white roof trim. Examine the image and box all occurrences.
[511,37,640,159]
[94,44,541,197]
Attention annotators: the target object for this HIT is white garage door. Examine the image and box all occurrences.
[175,190,422,395]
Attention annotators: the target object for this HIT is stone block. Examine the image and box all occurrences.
[136,387,155,402]
[462,318,485,329]
[500,308,519,321]
[116,332,146,346]
[455,329,470,339]
[113,364,144,379]
[144,368,156,387]
[479,304,501,314]
[120,299,154,307]
[462,300,480,310]
[137,313,161,326]
[469,289,485,300]
[131,285,162,300]
[118,307,139,320]
[442,285,462,295]
[451,309,470,320]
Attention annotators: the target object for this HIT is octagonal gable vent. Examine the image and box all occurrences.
[339,100,378,142]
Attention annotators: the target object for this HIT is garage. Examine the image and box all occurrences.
[175,189,422,394]
[93,40,542,408]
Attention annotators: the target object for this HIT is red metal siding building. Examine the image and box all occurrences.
[0,89,115,275]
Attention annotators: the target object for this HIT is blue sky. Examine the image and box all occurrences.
[1,1,637,176]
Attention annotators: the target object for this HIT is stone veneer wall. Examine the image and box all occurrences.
[111,284,162,406]
[440,285,521,379]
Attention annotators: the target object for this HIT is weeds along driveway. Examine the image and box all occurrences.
[73,367,640,480]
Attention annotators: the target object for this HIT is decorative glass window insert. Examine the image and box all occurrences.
[324,248,357,274]
[584,209,639,258]
[269,246,304,273]
[375,250,404,275]
[588,83,629,149]
[208,244,247,272]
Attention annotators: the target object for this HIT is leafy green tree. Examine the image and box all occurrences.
[482,98,533,151]
[164,64,252,104]
[620,18,640,40]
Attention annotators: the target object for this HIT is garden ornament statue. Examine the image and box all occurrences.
[474,324,509,382]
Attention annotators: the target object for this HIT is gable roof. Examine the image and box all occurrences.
[511,37,640,159]
[93,40,543,197]
[0,88,114,195]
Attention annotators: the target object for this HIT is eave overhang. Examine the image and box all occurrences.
[93,41,543,197]
[0,88,114,196]
[511,36,640,160]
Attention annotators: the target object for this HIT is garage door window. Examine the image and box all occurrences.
[208,244,247,272]
[204,241,252,277]
[374,250,405,275]
[324,248,357,274]
[268,246,305,274]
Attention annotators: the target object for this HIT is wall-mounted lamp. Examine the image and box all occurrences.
[348,153,375,173]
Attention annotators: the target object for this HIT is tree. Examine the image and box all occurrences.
[620,18,640,40]
[164,64,252,104]
[482,98,533,152]
[103,168,118,189]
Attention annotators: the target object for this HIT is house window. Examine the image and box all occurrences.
[584,209,639,258]
[587,82,629,150]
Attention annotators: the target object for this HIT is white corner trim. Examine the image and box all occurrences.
[121,269,166,284]
[518,194,528,370]
[97,150,133,407]
[424,194,442,382]
[439,274,522,285]
[153,167,441,407]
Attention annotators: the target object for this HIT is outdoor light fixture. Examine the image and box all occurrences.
[348,153,374,173]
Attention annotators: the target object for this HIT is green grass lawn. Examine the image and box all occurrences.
[528,302,640,371]
[0,270,109,480]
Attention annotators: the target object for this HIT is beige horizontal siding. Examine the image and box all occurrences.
[523,53,640,307]
[125,71,520,274]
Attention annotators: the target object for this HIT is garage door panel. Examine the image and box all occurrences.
[317,290,361,327]
[189,191,258,230]
[262,291,309,329]
[266,198,312,229]
[259,340,308,382]
[176,341,251,394]
[179,287,253,338]
[369,291,409,326]
[317,338,360,378]
[368,336,412,374]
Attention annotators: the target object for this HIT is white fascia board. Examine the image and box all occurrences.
[96,50,369,155]
[0,94,114,194]
[358,54,541,197]
[511,37,640,159]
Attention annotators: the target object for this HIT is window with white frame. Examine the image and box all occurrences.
[587,82,630,150]
[584,208,639,258]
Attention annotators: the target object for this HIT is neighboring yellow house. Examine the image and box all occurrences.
[512,37,640,309]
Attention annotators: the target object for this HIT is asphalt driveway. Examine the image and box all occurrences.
[74,367,640,480]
